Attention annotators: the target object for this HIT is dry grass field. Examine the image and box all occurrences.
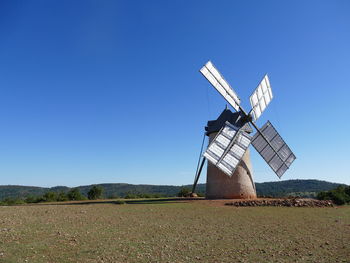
[0,200,349,263]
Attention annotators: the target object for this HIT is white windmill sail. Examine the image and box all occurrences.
[249,74,273,121]
[200,61,241,111]
[251,121,296,178]
[203,122,252,176]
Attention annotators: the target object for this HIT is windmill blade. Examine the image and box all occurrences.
[251,121,296,178]
[203,122,252,176]
[200,61,241,111]
[249,75,273,121]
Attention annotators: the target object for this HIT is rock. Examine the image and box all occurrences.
[190,193,198,198]
[225,198,334,207]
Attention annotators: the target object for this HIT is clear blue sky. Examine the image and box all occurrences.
[0,0,349,187]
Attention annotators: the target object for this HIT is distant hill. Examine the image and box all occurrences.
[0,179,346,200]
[255,179,346,198]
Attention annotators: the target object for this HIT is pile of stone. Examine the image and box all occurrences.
[225,198,334,207]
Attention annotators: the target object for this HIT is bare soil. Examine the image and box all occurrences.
[0,200,349,262]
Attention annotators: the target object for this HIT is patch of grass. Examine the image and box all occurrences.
[0,202,349,262]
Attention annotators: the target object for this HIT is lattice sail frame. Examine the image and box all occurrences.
[203,122,252,176]
[249,75,273,121]
[200,61,241,111]
[199,61,296,179]
[251,121,296,178]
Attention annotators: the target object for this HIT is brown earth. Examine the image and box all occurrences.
[0,200,348,262]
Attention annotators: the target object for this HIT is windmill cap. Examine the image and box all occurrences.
[205,108,252,136]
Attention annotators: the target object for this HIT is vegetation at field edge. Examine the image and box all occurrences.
[1,181,350,206]
[317,185,350,205]
[0,179,345,201]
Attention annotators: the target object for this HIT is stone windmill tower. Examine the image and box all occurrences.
[205,108,256,199]
[192,61,296,199]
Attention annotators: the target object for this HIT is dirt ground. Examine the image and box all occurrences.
[0,200,349,263]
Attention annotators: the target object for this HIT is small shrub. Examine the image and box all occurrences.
[25,195,41,203]
[57,191,68,202]
[67,188,86,201]
[317,186,350,205]
[88,186,104,200]
[107,194,120,199]
[43,192,58,202]
[329,192,347,205]
[196,192,205,197]
[124,192,137,199]
[345,186,350,197]
[2,198,25,206]
[177,187,191,197]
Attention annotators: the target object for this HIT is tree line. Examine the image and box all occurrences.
[0,186,104,205]
[1,184,349,206]
[0,180,344,200]
[0,185,181,205]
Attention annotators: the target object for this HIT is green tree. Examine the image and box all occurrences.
[25,195,40,203]
[107,194,119,199]
[317,186,350,205]
[43,191,58,202]
[124,192,137,199]
[57,191,68,202]
[67,188,85,201]
[345,186,350,197]
[2,197,25,205]
[87,186,104,200]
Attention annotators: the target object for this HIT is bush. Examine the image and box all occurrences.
[88,186,104,200]
[107,194,120,199]
[197,192,205,197]
[152,193,163,198]
[177,187,191,197]
[329,192,347,205]
[123,192,164,199]
[57,191,68,202]
[1,198,25,206]
[67,188,86,201]
[25,195,41,203]
[124,192,137,199]
[43,191,58,202]
[317,186,350,205]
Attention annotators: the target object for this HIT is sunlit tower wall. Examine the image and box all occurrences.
[205,108,257,199]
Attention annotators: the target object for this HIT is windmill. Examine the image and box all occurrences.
[192,61,296,199]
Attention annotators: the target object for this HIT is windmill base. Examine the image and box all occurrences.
[206,148,257,199]
[204,109,257,199]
